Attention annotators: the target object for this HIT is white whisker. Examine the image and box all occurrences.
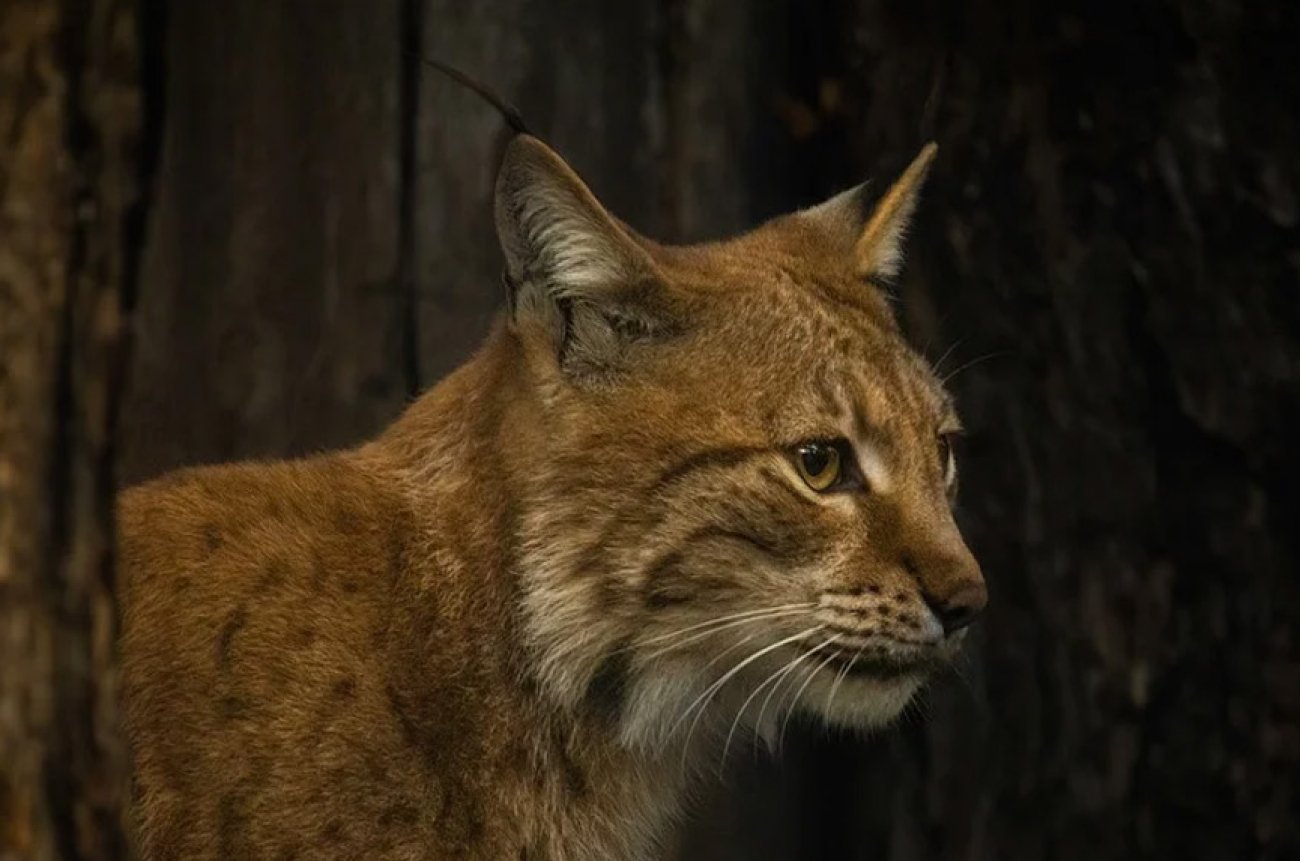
[931,336,966,377]
[747,634,843,759]
[632,602,816,650]
[940,350,1004,385]
[779,648,841,750]
[720,653,801,769]
[674,625,825,773]
[825,643,862,713]
[640,606,814,662]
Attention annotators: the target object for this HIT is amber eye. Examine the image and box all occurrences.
[795,442,842,491]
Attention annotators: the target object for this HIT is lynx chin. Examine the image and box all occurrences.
[119,133,987,860]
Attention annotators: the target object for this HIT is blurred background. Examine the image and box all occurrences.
[2,1,1297,859]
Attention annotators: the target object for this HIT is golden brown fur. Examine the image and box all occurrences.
[119,136,985,859]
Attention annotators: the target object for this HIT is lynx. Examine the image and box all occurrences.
[118,127,986,859]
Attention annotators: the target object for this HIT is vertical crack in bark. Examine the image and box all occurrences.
[653,0,687,242]
[397,0,425,399]
[45,2,91,853]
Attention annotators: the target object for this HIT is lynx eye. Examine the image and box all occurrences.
[795,442,842,492]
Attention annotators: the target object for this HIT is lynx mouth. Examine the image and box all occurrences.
[811,645,948,681]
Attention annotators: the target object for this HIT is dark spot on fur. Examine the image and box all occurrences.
[218,794,249,858]
[386,531,405,585]
[264,496,283,518]
[217,607,248,668]
[217,694,252,720]
[257,557,289,592]
[333,506,362,535]
[825,585,865,597]
[519,671,543,700]
[310,552,328,591]
[570,535,622,611]
[553,728,589,799]
[276,846,300,861]
[892,590,908,602]
[173,575,193,593]
[322,820,344,843]
[584,644,631,722]
[363,752,390,784]
[387,684,423,750]
[379,804,418,827]
[561,757,588,799]
[244,753,273,792]
[437,783,455,821]
[332,676,357,700]
[642,550,684,602]
[865,584,881,595]
[436,779,486,842]
[341,576,361,594]
[203,524,223,554]
[646,584,692,609]
[294,625,316,649]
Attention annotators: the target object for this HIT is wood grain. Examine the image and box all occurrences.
[0,1,138,858]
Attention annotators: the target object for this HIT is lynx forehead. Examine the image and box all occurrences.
[119,132,985,860]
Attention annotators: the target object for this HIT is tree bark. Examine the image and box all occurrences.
[119,0,410,484]
[0,0,139,859]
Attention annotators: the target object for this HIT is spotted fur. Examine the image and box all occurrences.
[118,136,985,860]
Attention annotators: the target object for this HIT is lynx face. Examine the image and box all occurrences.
[495,137,985,752]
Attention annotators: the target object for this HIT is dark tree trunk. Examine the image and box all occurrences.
[0,1,140,858]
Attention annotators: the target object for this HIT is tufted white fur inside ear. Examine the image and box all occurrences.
[493,135,672,378]
[495,135,649,297]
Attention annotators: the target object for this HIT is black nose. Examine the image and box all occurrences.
[927,583,987,636]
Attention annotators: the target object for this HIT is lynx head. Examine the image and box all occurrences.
[492,135,985,752]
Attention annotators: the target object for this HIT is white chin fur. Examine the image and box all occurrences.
[612,662,928,757]
[797,670,925,733]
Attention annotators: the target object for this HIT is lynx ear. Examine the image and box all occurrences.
[495,135,653,293]
[801,142,938,281]
[854,142,937,280]
[494,135,668,376]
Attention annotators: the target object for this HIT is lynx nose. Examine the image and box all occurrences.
[925,581,987,636]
